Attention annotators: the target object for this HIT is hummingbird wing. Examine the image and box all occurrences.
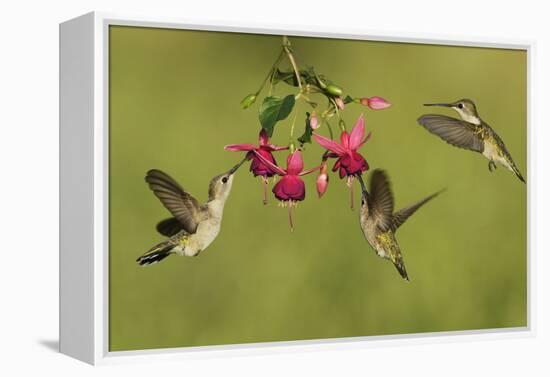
[417,114,484,152]
[391,189,444,232]
[145,169,205,234]
[368,169,395,232]
[156,217,185,237]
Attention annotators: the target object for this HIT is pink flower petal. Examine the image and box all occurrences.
[252,149,286,176]
[340,131,350,150]
[250,149,277,177]
[338,151,369,177]
[273,175,306,201]
[349,114,365,150]
[313,133,346,155]
[357,131,372,149]
[264,144,289,151]
[332,159,341,173]
[272,179,288,200]
[299,163,322,176]
[224,144,256,151]
[286,151,304,175]
[366,96,391,110]
[339,165,346,179]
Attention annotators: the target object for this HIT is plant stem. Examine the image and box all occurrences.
[338,119,347,132]
[289,106,299,139]
[328,98,347,132]
[329,97,341,118]
[325,119,335,140]
[298,93,317,108]
[256,50,284,97]
[282,37,303,92]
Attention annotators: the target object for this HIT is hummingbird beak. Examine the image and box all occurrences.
[356,174,369,198]
[423,103,452,107]
[228,156,248,175]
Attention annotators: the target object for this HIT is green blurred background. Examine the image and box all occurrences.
[108,26,527,351]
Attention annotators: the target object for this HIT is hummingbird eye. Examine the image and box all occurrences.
[221,176,228,184]
[457,103,464,109]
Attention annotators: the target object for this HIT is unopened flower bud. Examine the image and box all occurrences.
[325,84,343,97]
[334,97,345,110]
[240,94,257,109]
[360,96,391,110]
[310,112,320,130]
[317,163,329,198]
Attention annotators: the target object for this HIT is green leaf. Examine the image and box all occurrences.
[343,95,354,104]
[272,69,297,86]
[259,95,296,137]
[298,112,313,145]
[272,69,317,87]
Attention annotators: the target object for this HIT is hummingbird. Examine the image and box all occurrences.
[417,99,525,183]
[136,158,246,266]
[357,170,442,281]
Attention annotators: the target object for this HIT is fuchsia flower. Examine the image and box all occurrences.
[252,150,320,231]
[359,96,391,110]
[313,114,371,179]
[313,114,371,210]
[225,129,288,204]
[225,129,287,176]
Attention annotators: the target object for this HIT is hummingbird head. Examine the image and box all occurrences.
[357,174,370,214]
[424,98,480,124]
[207,158,246,202]
[208,172,234,202]
[360,190,369,210]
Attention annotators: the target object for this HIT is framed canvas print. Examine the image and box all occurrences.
[59,12,533,365]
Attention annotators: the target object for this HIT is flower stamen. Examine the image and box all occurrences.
[346,175,355,210]
[261,176,269,205]
[288,200,294,232]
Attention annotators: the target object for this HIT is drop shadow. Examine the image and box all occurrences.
[38,339,59,353]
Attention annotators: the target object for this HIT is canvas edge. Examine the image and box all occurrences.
[99,10,533,49]
[525,41,536,339]
[59,11,97,365]
[59,10,535,366]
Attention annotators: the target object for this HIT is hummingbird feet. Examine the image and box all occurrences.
[488,160,497,172]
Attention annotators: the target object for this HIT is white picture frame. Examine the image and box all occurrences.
[59,11,535,365]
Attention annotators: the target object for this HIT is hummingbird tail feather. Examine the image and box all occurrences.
[501,150,525,183]
[512,165,526,183]
[136,242,175,266]
[503,158,525,183]
[393,259,409,281]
